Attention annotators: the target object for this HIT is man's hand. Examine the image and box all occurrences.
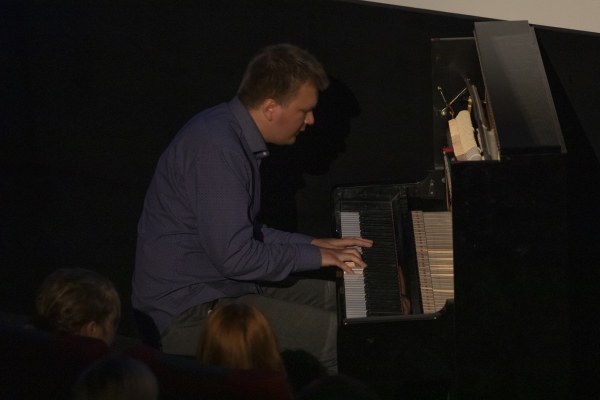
[311,237,374,274]
[311,237,373,250]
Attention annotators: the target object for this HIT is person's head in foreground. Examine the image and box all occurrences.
[239,43,330,146]
[197,303,285,373]
[73,356,158,400]
[36,268,121,346]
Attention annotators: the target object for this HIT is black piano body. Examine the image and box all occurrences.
[334,21,569,399]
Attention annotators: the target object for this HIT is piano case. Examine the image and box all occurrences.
[334,20,569,399]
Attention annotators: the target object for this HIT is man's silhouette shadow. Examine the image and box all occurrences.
[260,76,360,233]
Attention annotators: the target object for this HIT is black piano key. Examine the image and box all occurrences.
[365,289,401,296]
[363,276,397,282]
[366,292,401,300]
[365,287,400,294]
[364,254,396,261]
[364,276,400,283]
[369,304,402,309]
[340,207,406,317]
[364,273,399,279]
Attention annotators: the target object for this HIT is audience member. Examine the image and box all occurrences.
[73,355,159,400]
[197,303,285,373]
[35,268,121,346]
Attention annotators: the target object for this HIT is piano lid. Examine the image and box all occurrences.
[474,20,566,155]
[432,21,566,164]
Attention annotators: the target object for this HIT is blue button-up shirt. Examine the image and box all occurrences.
[132,97,322,333]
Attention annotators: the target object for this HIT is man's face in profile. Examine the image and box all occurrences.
[268,82,318,145]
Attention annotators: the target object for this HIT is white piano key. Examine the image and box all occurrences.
[341,211,367,318]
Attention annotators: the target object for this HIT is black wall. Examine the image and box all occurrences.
[2,0,599,396]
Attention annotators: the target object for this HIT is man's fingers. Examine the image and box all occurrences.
[333,248,367,268]
[336,248,365,267]
[312,237,374,250]
[339,261,355,275]
[339,237,374,247]
[320,247,367,270]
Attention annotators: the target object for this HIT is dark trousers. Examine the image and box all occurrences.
[160,278,338,372]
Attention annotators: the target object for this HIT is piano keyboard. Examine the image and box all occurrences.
[412,211,454,313]
[340,209,403,318]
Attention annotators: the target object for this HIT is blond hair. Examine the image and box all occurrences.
[197,303,285,373]
[237,43,329,109]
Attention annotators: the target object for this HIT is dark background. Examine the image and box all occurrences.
[2,0,599,396]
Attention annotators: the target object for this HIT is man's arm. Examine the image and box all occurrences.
[260,224,314,245]
[193,144,319,281]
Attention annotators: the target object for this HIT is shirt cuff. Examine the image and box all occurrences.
[288,232,315,244]
[294,243,322,272]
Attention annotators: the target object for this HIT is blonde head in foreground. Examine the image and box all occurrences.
[197,303,285,373]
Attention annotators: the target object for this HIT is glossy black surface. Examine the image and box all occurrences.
[335,20,570,399]
[451,155,569,397]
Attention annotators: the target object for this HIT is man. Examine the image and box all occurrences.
[132,44,371,371]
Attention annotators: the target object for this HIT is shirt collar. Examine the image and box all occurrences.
[228,96,270,159]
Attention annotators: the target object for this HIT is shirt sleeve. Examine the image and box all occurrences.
[191,141,321,282]
[260,224,315,245]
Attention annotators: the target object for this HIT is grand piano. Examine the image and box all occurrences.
[334,21,569,398]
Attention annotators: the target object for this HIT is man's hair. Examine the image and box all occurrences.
[36,268,120,335]
[197,303,285,372]
[237,43,329,109]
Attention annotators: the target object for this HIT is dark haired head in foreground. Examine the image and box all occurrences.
[36,268,121,346]
[74,356,158,400]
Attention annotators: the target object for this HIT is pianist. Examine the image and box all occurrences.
[132,44,372,372]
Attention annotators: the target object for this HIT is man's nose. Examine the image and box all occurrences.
[304,111,315,126]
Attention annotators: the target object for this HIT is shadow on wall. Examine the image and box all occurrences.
[260,76,361,233]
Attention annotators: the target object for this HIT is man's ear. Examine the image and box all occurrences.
[261,98,277,122]
[79,321,101,339]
